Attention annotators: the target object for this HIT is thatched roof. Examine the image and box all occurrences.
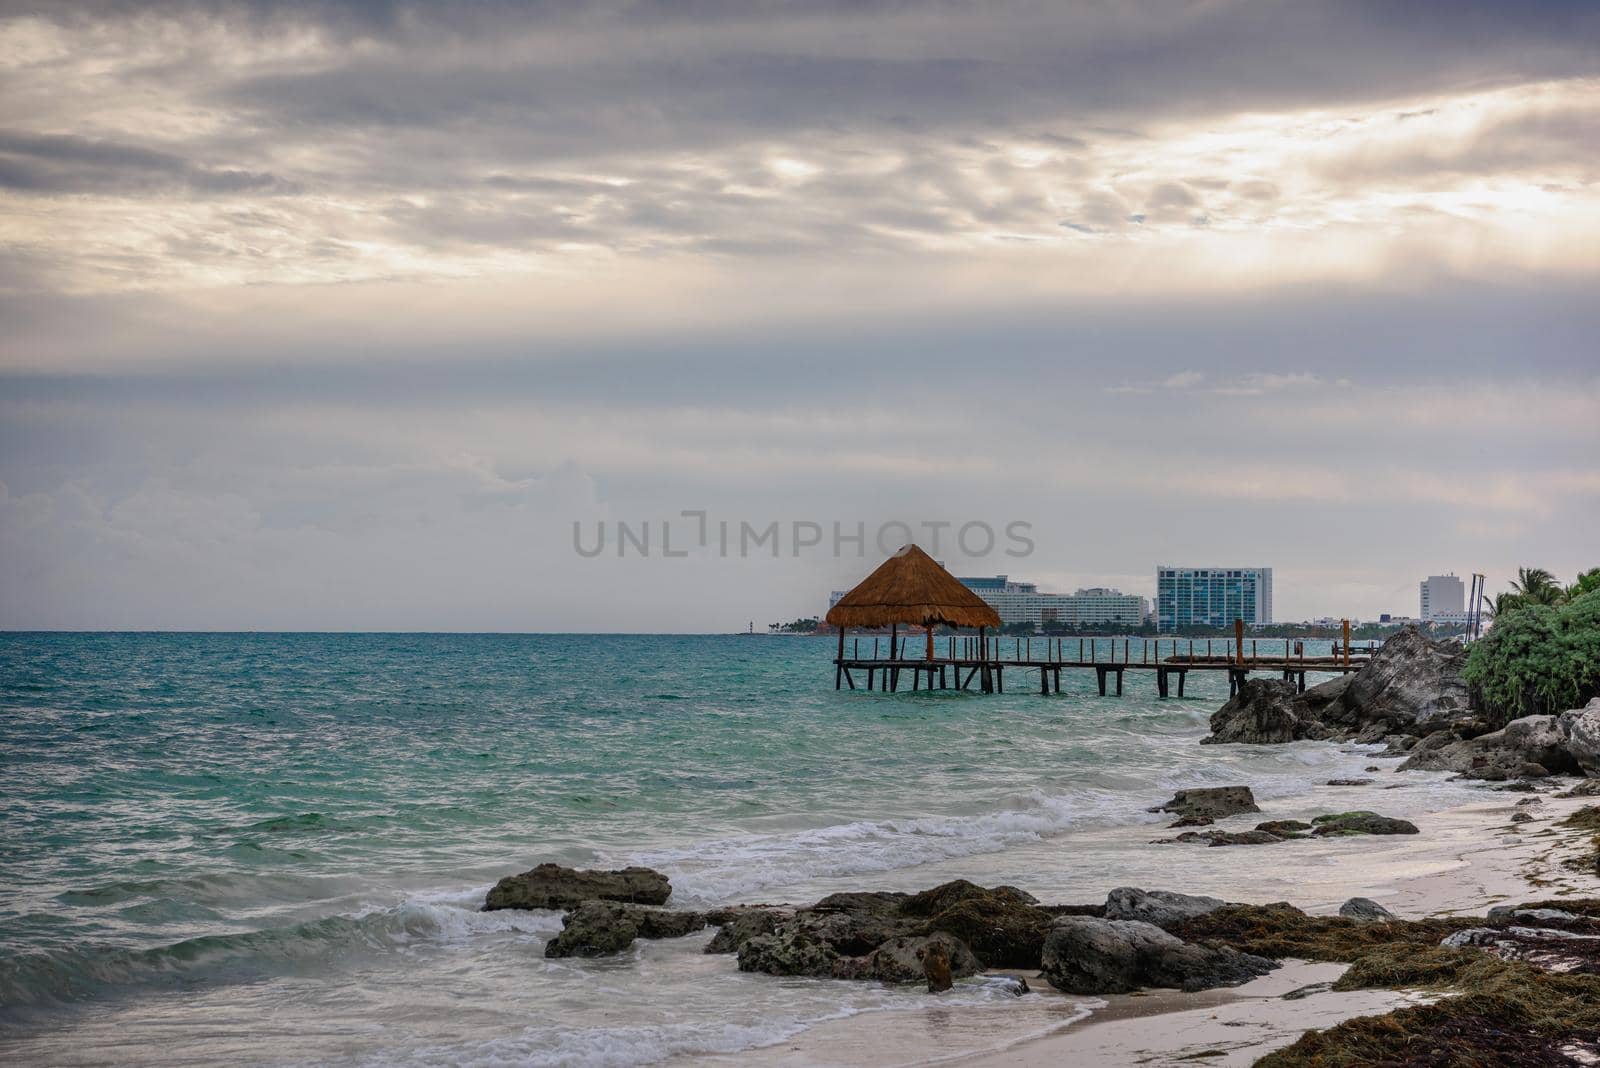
[824,545,1002,629]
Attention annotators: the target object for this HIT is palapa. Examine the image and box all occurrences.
[825,545,1001,630]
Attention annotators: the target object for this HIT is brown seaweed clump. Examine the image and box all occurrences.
[1560,806,1600,832]
[1259,955,1600,1067]
[1219,897,1600,1067]
[1167,903,1481,963]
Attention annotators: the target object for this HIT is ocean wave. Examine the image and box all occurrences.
[623,786,1152,902]
[56,869,362,908]
[620,742,1408,903]
[0,896,558,1017]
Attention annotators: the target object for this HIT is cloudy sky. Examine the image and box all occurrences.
[2,1,1597,630]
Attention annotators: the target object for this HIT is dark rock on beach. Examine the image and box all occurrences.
[832,932,982,986]
[1400,713,1583,781]
[733,879,1059,978]
[703,906,793,954]
[1203,627,1474,746]
[544,900,706,958]
[1151,786,1260,820]
[485,863,672,911]
[906,881,1054,968]
[1338,626,1472,733]
[1203,678,1339,745]
[1040,916,1277,994]
[1310,811,1419,837]
[1104,887,1228,927]
[1169,814,1214,828]
[1164,829,1286,847]
[738,922,844,977]
[1339,897,1397,923]
[1255,820,1313,837]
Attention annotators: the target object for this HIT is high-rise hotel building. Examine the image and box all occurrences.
[1156,566,1273,631]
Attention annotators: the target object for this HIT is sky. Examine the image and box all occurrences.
[2,0,1598,631]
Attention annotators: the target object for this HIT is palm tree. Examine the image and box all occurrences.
[1509,567,1563,607]
[1492,590,1522,618]
[1566,567,1600,601]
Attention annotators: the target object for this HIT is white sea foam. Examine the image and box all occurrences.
[616,740,1448,904]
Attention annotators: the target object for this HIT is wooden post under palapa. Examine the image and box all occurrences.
[835,625,846,689]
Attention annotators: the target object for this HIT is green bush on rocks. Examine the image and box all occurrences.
[1464,589,1600,726]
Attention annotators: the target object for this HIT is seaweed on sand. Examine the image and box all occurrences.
[1560,806,1600,832]
[1257,956,1600,1067]
[1168,900,1600,1065]
[1167,904,1482,963]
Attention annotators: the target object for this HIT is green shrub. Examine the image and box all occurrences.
[1465,588,1600,725]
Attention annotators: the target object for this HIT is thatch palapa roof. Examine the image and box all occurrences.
[824,544,1002,629]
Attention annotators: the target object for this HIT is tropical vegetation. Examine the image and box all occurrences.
[1465,567,1600,725]
[1491,566,1600,617]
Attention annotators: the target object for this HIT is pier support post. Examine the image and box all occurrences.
[1115,668,1124,696]
[1157,667,1169,698]
[1177,670,1186,697]
[1096,666,1107,696]
[836,626,845,690]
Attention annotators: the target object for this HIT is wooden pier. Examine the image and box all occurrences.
[821,546,1372,700]
[833,634,1374,698]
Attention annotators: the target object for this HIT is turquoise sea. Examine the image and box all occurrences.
[0,633,1481,1066]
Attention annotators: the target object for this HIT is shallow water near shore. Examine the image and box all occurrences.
[0,632,1491,1066]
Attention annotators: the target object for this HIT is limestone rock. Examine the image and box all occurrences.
[1310,811,1419,836]
[1339,626,1472,734]
[485,863,671,911]
[1401,714,1581,780]
[738,923,843,977]
[1151,786,1260,820]
[1560,697,1600,777]
[1165,829,1285,847]
[1103,887,1227,928]
[543,900,704,958]
[703,906,792,954]
[1169,814,1214,828]
[1338,897,1397,922]
[910,881,1055,968]
[860,933,980,986]
[1203,679,1333,745]
[1040,916,1276,995]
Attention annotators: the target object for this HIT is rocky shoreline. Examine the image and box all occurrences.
[484,627,1599,1065]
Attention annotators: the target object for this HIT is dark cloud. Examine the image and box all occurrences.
[0,132,298,196]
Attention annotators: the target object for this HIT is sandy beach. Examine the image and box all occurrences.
[694,787,1599,1068]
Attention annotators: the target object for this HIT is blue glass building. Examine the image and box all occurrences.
[1156,566,1273,631]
